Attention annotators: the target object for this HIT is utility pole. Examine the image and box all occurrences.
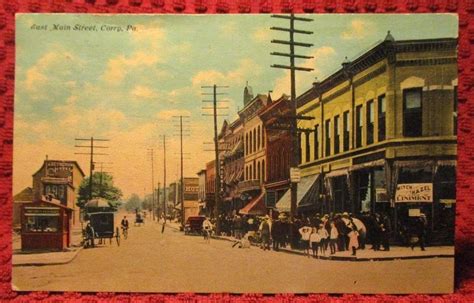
[172,115,191,227]
[270,14,314,246]
[162,135,167,220]
[75,137,110,201]
[147,148,156,221]
[202,85,229,234]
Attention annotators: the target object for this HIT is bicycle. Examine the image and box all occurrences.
[122,226,128,240]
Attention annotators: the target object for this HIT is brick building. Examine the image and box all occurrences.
[277,33,457,244]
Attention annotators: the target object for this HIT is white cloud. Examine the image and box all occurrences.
[23,50,82,94]
[253,27,271,43]
[131,85,159,99]
[156,109,192,120]
[191,58,261,88]
[102,51,162,84]
[341,20,374,40]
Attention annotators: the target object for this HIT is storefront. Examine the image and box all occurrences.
[21,197,72,251]
[276,174,321,215]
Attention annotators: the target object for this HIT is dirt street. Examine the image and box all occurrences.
[12,219,454,293]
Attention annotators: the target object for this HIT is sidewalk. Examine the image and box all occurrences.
[210,233,454,261]
[12,226,84,267]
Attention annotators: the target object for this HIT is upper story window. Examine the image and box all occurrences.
[298,133,303,164]
[314,124,319,160]
[403,88,422,137]
[356,105,363,148]
[253,128,257,153]
[305,131,311,162]
[262,126,265,148]
[454,86,458,135]
[378,94,386,141]
[257,125,261,150]
[366,100,374,145]
[249,131,253,154]
[245,133,248,155]
[334,115,340,155]
[325,119,331,157]
[343,111,350,152]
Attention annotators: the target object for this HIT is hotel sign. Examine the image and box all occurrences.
[395,183,433,203]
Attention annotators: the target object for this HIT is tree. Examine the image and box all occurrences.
[124,193,142,212]
[77,172,123,209]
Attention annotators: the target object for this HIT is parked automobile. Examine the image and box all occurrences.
[184,216,206,235]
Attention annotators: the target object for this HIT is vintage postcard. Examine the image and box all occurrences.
[12,13,457,293]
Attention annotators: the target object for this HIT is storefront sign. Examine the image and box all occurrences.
[395,183,433,203]
[408,208,421,217]
[290,167,301,183]
[24,206,60,216]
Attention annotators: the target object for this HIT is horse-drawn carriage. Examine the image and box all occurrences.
[82,198,120,247]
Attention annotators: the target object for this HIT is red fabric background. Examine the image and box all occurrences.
[1,0,472,301]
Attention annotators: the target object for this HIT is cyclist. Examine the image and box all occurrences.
[202,217,213,243]
[121,216,129,239]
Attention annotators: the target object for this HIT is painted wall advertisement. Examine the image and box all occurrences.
[395,183,433,203]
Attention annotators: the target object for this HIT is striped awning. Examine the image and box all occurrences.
[276,174,320,212]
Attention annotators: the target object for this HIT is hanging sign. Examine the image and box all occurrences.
[395,183,433,203]
[290,167,301,183]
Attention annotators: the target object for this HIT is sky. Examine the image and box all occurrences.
[14,13,458,199]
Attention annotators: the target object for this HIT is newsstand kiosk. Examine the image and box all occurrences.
[21,195,73,251]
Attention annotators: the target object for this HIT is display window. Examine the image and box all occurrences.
[25,215,59,233]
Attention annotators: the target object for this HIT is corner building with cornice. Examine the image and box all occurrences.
[276,34,457,245]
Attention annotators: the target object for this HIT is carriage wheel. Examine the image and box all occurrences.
[116,227,120,246]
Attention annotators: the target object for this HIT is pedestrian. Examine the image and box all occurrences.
[351,216,367,250]
[85,222,95,248]
[309,226,321,258]
[202,217,213,243]
[271,218,282,251]
[348,225,359,256]
[160,214,166,234]
[329,221,338,254]
[233,215,243,240]
[381,214,392,251]
[259,216,271,251]
[298,223,312,258]
[410,213,427,251]
[318,223,329,256]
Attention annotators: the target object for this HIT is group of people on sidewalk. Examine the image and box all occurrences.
[204,210,429,255]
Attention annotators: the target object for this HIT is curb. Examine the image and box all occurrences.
[210,235,454,262]
[12,246,83,267]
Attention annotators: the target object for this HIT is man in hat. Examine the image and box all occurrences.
[259,216,271,251]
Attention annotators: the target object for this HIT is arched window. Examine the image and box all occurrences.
[262,159,265,181]
[262,127,265,148]
[257,161,261,181]
[247,131,253,154]
[253,161,256,180]
[257,125,261,150]
[253,128,256,153]
[245,133,248,155]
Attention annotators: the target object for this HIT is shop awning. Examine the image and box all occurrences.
[394,160,434,168]
[437,160,456,166]
[239,192,266,215]
[349,159,385,171]
[325,169,349,178]
[276,174,320,212]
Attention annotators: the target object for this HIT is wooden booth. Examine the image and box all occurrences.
[21,196,72,251]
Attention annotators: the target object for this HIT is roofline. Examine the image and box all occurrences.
[237,94,268,115]
[296,37,458,107]
[259,94,290,117]
[32,160,86,178]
